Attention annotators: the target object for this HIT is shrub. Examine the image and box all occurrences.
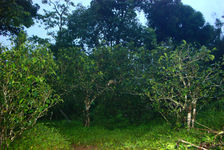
[9,123,71,150]
[0,43,61,148]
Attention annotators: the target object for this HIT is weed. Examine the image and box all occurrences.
[10,110,224,150]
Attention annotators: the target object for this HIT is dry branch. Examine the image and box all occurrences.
[177,139,208,150]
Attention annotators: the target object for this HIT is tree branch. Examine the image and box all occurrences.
[177,139,208,150]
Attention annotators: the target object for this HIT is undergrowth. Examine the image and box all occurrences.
[9,123,71,150]
[10,110,224,150]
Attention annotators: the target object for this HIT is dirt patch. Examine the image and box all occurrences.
[72,144,98,150]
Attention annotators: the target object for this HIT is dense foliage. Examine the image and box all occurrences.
[144,41,223,128]
[142,0,219,45]
[0,44,61,148]
[0,0,223,149]
[0,0,39,36]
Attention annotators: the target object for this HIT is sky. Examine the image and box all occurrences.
[182,0,224,24]
[25,0,93,41]
[0,0,224,46]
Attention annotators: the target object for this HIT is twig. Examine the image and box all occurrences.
[195,121,216,132]
[194,127,218,134]
[214,131,224,140]
[59,109,71,122]
[196,123,224,148]
[177,139,208,150]
[158,111,170,124]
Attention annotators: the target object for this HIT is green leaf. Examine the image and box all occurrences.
[19,99,24,104]
[209,55,215,61]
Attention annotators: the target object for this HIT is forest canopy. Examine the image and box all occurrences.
[0,0,224,149]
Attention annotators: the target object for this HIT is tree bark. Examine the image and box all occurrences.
[85,109,90,127]
[84,97,91,127]
[187,103,192,130]
[1,127,6,149]
[191,102,196,128]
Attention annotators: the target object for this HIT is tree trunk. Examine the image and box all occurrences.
[187,103,192,130]
[0,128,6,150]
[191,102,197,128]
[84,97,91,127]
[85,109,90,127]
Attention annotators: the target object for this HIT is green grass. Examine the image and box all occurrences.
[9,123,71,150]
[10,110,224,150]
[49,120,221,149]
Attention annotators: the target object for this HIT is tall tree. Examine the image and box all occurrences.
[0,0,39,36]
[66,0,156,50]
[143,0,219,46]
[213,16,224,60]
[41,0,74,40]
[39,0,75,57]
